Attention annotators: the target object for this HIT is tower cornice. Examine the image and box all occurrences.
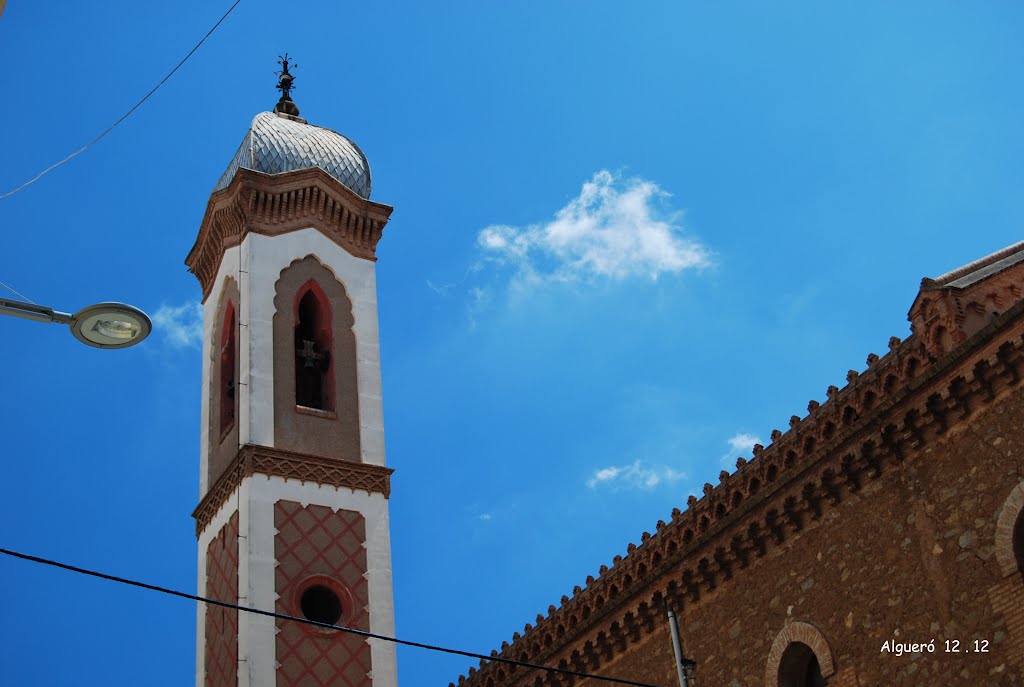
[186,167,394,301]
[193,443,394,537]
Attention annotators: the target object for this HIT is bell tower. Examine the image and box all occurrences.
[186,57,397,687]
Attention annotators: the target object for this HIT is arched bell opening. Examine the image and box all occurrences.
[272,255,361,461]
[207,276,241,487]
[294,281,334,412]
[219,301,237,436]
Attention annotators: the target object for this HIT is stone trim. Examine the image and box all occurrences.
[186,167,394,301]
[764,621,835,687]
[995,481,1024,578]
[193,445,393,536]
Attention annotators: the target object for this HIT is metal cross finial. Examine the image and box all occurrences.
[274,52,301,117]
[276,53,297,99]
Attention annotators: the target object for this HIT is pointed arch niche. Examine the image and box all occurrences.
[208,277,240,486]
[272,255,361,461]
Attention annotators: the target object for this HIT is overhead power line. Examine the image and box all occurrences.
[0,279,34,303]
[0,546,662,687]
[0,0,243,200]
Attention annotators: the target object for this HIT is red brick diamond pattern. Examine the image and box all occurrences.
[275,500,371,687]
[205,511,239,687]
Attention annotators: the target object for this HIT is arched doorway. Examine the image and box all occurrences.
[1013,506,1024,575]
[995,482,1024,577]
[778,641,827,687]
[765,622,835,687]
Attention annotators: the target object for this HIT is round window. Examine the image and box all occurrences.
[300,584,343,626]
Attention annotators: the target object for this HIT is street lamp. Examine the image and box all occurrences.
[0,297,152,349]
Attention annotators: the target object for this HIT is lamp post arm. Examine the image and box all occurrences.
[0,298,72,325]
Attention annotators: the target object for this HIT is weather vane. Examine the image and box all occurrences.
[274,53,301,117]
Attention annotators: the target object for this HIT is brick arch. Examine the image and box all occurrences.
[995,481,1024,577]
[765,621,835,687]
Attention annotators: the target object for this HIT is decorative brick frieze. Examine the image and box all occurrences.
[193,445,393,536]
[186,167,393,301]
[451,294,1024,687]
[195,458,247,538]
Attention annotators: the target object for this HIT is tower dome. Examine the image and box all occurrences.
[213,111,372,199]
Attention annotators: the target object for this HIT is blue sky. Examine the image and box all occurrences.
[1,2,1022,684]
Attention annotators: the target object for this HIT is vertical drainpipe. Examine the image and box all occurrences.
[667,607,690,687]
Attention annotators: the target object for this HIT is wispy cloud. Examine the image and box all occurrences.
[478,170,711,285]
[720,432,762,468]
[426,279,452,296]
[586,460,686,490]
[153,302,203,348]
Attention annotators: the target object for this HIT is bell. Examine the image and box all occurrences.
[300,339,317,367]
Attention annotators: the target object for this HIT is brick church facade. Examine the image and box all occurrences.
[450,241,1024,687]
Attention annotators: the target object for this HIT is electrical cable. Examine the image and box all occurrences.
[0,0,243,200]
[0,280,34,303]
[0,546,662,687]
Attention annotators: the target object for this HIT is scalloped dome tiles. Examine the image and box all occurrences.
[214,112,372,199]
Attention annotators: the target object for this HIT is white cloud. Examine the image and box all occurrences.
[478,513,493,521]
[586,460,686,490]
[153,302,203,348]
[478,170,711,284]
[727,433,761,453]
[720,432,762,468]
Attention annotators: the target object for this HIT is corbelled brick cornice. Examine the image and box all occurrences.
[193,444,394,536]
[186,167,394,301]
